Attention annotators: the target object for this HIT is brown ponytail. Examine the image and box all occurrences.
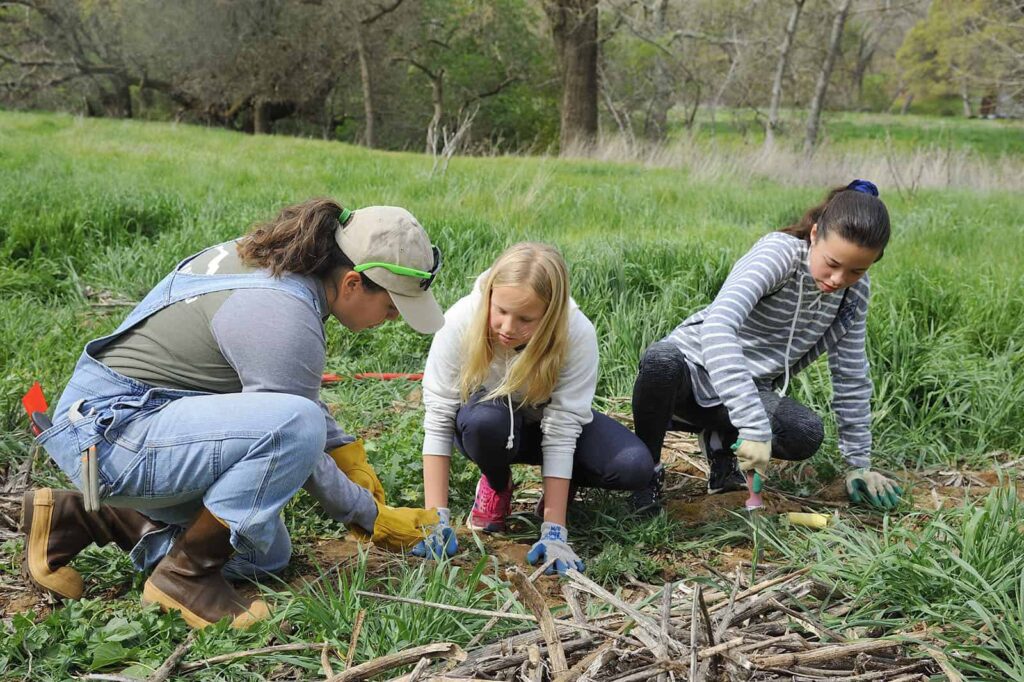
[780,184,890,256]
[236,197,383,289]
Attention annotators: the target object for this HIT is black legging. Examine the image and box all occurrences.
[631,341,825,463]
[453,391,654,492]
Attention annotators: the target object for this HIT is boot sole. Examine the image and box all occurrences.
[20,489,84,600]
[142,579,270,630]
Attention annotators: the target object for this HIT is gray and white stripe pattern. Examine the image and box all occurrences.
[664,232,873,468]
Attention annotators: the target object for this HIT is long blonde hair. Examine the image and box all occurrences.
[459,242,571,406]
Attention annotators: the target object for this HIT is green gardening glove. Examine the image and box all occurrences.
[845,468,903,510]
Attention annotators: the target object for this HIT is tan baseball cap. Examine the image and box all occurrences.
[334,206,445,334]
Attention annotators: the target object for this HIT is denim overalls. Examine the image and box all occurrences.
[38,245,327,576]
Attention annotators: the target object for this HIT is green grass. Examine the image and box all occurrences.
[0,109,1022,680]
[763,485,1024,680]
[1,110,1021,472]
[680,108,1024,158]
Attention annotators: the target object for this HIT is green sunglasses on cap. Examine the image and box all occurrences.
[341,207,443,291]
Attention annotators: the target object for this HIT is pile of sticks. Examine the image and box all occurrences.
[350,564,945,682]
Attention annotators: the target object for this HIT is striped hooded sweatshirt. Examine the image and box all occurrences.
[664,232,873,468]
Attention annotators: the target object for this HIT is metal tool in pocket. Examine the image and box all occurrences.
[68,399,101,513]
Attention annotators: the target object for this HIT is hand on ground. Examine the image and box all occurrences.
[526,522,584,576]
[846,468,903,510]
[412,507,459,559]
[350,502,438,551]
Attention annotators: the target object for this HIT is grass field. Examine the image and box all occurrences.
[685,109,1024,159]
[0,110,1023,680]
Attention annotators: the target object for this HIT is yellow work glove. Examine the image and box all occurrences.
[329,439,386,505]
[350,502,440,552]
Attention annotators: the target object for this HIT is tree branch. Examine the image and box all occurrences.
[362,0,404,25]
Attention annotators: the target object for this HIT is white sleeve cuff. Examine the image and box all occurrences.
[422,432,454,457]
[541,449,574,480]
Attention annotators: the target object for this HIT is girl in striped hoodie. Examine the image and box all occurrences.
[631,181,902,511]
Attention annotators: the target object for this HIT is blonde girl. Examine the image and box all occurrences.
[414,242,655,574]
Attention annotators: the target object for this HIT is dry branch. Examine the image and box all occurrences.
[325,643,466,682]
[507,566,569,675]
[345,567,939,682]
[752,638,899,668]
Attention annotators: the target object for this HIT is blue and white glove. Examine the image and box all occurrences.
[526,522,584,576]
[411,507,458,559]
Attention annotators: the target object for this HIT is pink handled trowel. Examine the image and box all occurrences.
[745,472,764,511]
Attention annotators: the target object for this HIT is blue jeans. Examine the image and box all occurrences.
[43,390,323,578]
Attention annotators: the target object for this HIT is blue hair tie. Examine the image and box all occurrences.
[847,179,879,197]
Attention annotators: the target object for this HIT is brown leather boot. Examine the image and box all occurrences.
[20,488,166,600]
[142,508,269,629]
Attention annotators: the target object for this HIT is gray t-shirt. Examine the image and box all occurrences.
[95,242,377,530]
[97,242,350,448]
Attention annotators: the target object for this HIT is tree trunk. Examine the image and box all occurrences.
[253,99,269,134]
[645,0,670,142]
[900,93,913,115]
[97,78,133,118]
[356,30,376,148]
[426,70,444,155]
[546,0,599,155]
[804,0,853,154]
[960,82,973,117]
[765,0,804,149]
[853,43,877,106]
[117,80,133,118]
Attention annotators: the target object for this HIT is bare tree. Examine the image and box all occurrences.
[346,0,405,148]
[545,0,599,154]
[765,0,805,149]
[0,0,197,117]
[394,0,530,154]
[804,0,854,153]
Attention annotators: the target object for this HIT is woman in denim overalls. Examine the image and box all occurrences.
[23,198,445,629]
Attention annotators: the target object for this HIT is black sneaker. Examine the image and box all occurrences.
[630,463,665,515]
[707,453,746,494]
[699,430,746,494]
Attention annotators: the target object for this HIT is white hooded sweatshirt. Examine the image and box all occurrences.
[421,273,599,479]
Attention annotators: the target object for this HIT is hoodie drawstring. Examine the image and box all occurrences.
[506,394,515,450]
[503,353,515,450]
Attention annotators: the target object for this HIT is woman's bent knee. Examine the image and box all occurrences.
[271,395,326,466]
[639,342,687,375]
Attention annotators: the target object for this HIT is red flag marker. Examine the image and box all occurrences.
[22,382,49,436]
[321,372,424,385]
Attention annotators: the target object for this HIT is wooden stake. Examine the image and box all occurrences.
[507,566,569,676]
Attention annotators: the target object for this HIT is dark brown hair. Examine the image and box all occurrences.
[781,185,891,257]
[236,197,383,290]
